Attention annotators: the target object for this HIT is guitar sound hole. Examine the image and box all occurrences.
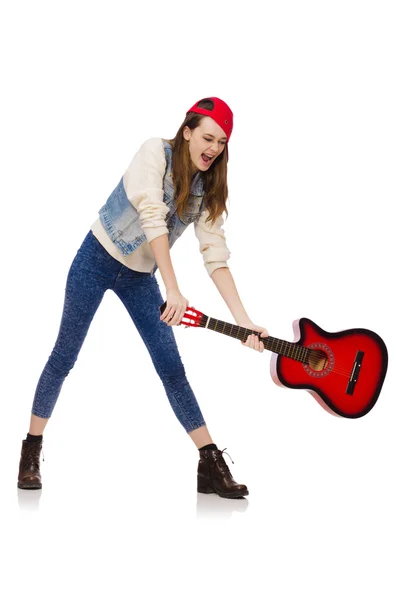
[308,350,328,371]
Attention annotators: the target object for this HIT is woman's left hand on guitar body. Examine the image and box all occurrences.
[238,321,269,353]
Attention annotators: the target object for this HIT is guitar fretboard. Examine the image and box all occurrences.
[201,315,310,363]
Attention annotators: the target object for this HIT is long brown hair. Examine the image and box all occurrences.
[165,99,229,226]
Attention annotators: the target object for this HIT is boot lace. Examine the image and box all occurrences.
[22,441,45,470]
[215,448,234,475]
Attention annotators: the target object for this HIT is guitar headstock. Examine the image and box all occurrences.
[159,302,205,328]
[181,306,204,328]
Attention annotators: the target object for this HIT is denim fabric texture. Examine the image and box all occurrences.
[98,139,205,276]
[31,230,206,433]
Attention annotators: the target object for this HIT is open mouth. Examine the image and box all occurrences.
[201,153,214,165]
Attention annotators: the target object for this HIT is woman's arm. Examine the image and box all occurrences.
[210,267,250,324]
[150,234,189,327]
[150,233,178,292]
[121,138,188,326]
[210,266,268,351]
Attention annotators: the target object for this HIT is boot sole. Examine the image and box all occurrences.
[198,484,249,499]
[18,482,42,490]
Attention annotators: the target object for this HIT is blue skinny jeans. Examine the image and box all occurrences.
[31,230,206,433]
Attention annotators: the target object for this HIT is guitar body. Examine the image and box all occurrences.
[270,318,388,418]
[159,302,388,418]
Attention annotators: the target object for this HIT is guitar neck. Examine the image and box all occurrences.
[201,315,309,364]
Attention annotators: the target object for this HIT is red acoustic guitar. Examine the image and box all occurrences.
[159,303,388,419]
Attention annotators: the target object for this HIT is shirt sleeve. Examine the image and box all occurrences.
[122,137,169,243]
[194,208,231,276]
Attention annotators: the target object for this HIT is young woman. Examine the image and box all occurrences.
[17,97,268,499]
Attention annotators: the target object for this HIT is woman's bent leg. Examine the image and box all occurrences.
[113,269,207,433]
[31,231,117,420]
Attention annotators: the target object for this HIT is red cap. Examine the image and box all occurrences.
[186,97,233,141]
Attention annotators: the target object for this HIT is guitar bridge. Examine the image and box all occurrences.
[346,351,364,395]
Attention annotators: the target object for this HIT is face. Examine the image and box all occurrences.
[183,116,227,173]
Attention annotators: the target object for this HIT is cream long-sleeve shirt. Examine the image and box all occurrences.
[91,137,231,277]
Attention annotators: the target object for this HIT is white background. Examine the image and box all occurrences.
[2,1,396,598]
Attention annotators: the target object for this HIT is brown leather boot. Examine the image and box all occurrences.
[197,447,249,499]
[17,439,44,489]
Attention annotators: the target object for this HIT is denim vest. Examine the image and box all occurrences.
[98,140,205,276]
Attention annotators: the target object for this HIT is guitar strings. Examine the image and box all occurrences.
[183,314,355,376]
[186,316,355,379]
